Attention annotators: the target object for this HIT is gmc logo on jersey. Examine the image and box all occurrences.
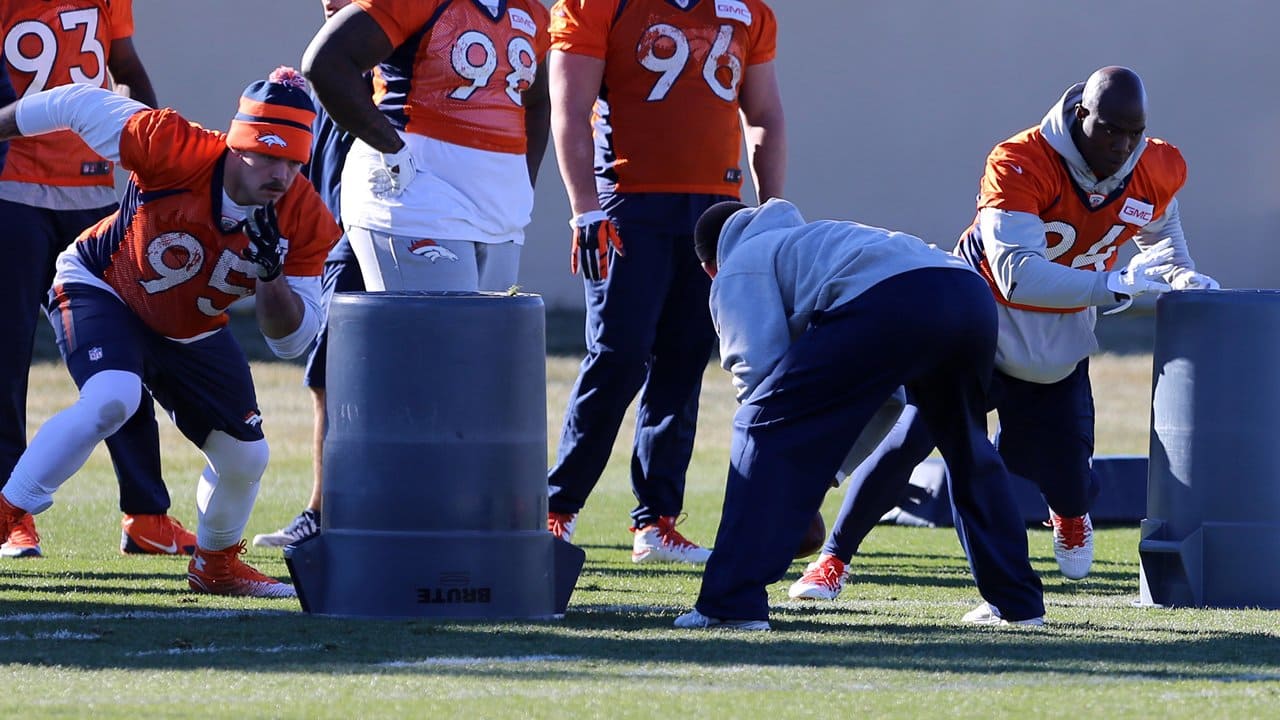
[508,8,536,36]
[1119,198,1155,226]
[715,0,753,25]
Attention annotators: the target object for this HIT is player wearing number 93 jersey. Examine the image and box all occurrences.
[545,0,786,561]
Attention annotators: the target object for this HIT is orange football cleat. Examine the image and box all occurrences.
[121,514,198,555]
[187,540,296,598]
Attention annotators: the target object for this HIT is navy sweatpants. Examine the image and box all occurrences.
[548,192,731,527]
[822,360,1101,563]
[0,200,171,514]
[694,267,1044,622]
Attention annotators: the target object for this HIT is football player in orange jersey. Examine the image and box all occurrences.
[0,68,341,597]
[789,68,1219,616]
[543,0,786,564]
[302,0,550,292]
[0,0,200,560]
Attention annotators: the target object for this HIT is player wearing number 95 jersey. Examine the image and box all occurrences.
[0,68,340,598]
[544,0,786,564]
[798,68,1217,604]
[0,0,203,561]
[303,0,551,293]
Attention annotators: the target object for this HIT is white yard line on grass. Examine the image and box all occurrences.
[379,655,580,667]
[0,629,101,642]
[0,609,293,623]
[128,643,324,657]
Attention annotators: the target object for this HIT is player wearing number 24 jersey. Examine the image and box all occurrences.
[303,0,551,293]
[545,0,786,562]
[802,68,1218,598]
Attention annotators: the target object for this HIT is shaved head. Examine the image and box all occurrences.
[1081,66,1147,119]
[1072,66,1148,179]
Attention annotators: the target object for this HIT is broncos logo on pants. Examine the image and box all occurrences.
[408,238,458,263]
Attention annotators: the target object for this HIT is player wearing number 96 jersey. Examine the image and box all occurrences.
[303,0,551,293]
[802,68,1217,600]
[0,68,340,598]
[544,0,786,563]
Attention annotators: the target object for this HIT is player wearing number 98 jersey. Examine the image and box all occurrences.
[303,0,551,293]
[544,0,786,563]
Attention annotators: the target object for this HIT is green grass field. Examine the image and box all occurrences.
[3,355,1279,719]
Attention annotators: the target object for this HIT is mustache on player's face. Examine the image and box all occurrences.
[261,181,287,193]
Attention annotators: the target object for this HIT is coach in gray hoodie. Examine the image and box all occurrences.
[673,199,1045,630]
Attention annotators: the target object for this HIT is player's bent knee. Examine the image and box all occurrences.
[79,370,143,438]
[203,430,271,484]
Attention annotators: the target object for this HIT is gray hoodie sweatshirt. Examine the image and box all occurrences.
[710,198,972,404]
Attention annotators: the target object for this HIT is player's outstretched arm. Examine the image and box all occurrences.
[301,4,400,154]
[0,84,145,160]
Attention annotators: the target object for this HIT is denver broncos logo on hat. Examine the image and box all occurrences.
[257,133,289,148]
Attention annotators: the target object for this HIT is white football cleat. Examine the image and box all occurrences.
[1050,511,1094,580]
[787,554,847,600]
[631,516,711,564]
[673,609,771,631]
[962,601,1044,627]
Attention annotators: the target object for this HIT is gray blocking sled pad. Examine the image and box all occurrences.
[286,291,583,619]
[1139,290,1280,609]
[879,456,1148,529]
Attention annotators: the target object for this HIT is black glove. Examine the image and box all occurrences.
[241,203,284,282]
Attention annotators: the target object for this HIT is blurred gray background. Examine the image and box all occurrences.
[132,0,1279,310]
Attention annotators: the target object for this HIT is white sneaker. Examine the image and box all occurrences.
[961,601,1044,627]
[631,516,711,564]
[252,509,320,548]
[1050,511,1093,580]
[673,609,771,631]
[547,512,577,542]
[787,555,847,600]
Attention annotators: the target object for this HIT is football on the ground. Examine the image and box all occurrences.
[795,511,826,558]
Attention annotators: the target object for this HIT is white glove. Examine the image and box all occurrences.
[1169,269,1221,291]
[369,144,417,198]
[1103,239,1176,315]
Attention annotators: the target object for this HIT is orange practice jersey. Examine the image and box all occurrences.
[956,128,1186,313]
[0,0,132,186]
[74,110,338,340]
[551,0,777,196]
[356,0,550,154]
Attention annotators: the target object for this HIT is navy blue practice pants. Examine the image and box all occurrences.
[548,193,731,527]
[694,268,1045,622]
[303,242,364,390]
[0,200,170,514]
[823,360,1101,562]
